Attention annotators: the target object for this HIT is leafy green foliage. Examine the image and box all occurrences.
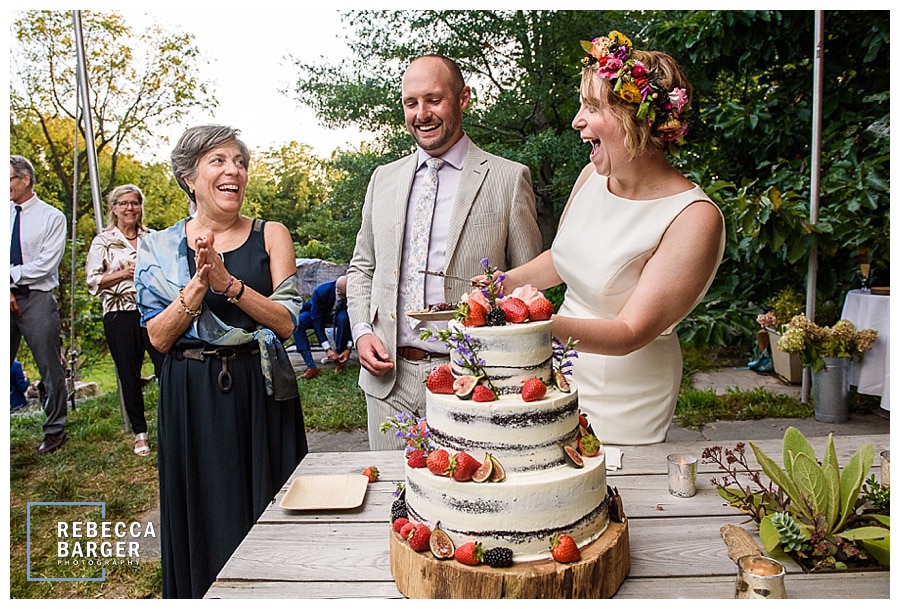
[744,428,888,568]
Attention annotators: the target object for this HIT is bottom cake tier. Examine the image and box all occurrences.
[405,449,608,562]
[390,519,630,599]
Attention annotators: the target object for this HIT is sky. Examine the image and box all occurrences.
[122,8,373,162]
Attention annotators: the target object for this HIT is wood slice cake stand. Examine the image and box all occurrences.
[390,520,630,599]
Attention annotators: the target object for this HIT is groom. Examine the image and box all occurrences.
[347,54,542,450]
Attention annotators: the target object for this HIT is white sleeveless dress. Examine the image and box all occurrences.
[551,172,724,445]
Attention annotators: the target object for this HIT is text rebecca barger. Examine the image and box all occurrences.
[56,520,156,561]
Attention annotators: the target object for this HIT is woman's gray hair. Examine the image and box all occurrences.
[105,184,145,230]
[170,125,251,203]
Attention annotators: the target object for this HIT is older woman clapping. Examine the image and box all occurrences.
[85,184,164,456]
[134,125,308,599]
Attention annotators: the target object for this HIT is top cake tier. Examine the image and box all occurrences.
[447,319,553,395]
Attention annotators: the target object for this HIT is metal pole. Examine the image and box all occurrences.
[802,10,825,404]
[72,10,105,233]
[72,10,129,428]
[67,83,80,411]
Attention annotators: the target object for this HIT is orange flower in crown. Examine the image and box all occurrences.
[580,30,688,143]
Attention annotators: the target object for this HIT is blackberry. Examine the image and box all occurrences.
[483,546,514,568]
[390,498,408,522]
[486,307,507,326]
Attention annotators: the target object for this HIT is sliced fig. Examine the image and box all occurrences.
[608,486,626,523]
[488,454,506,482]
[453,375,480,400]
[563,445,584,468]
[429,523,455,559]
[473,454,494,482]
[554,369,571,393]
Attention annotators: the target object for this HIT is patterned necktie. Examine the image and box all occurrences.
[10,205,23,266]
[403,157,444,328]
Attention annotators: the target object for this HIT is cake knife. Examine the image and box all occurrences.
[419,269,486,286]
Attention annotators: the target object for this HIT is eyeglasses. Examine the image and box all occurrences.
[115,200,142,208]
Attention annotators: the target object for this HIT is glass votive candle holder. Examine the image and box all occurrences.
[735,555,787,599]
[881,450,890,487]
[666,453,697,497]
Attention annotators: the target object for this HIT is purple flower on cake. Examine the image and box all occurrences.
[479,257,505,307]
[552,337,579,377]
[379,412,434,453]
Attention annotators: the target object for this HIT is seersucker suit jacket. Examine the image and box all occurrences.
[347,140,542,399]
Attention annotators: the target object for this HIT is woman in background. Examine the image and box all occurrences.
[85,184,164,455]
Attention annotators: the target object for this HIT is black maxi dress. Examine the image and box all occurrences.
[157,219,308,598]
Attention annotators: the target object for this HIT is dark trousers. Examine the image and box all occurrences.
[103,310,165,435]
[10,290,67,435]
[291,309,351,369]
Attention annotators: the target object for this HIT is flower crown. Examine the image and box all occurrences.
[580,30,688,143]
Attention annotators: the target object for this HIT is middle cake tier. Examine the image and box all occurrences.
[425,386,580,473]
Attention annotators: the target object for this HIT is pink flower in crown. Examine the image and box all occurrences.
[508,284,542,306]
[597,56,623,80]
[668,87,688,114]
[462,288,490,311]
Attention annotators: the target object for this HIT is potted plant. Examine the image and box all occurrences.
[756,287,805,383]
[777,315,878,422]
[702,427,890,571]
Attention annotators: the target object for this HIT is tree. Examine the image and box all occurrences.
[644,11,889,344]
[243,142,351,261]
[9,10,216,225]
[294,9,637,248]
[9,9,216,371]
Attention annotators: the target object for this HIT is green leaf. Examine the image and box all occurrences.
[821,435,842,531]
[860,538,891,567]
[837,444,875,531]
[838,526,889,541]
[750,440,811,520]
[864,514,890,527]
[792,453,831,522]
[783,426,817,477]
[759,514,781,553]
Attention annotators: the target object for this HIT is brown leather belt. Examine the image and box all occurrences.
[397,346,446,361]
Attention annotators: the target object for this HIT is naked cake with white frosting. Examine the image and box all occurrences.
[390,282,614,565]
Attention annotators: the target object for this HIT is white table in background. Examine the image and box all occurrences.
[841,289,890,411]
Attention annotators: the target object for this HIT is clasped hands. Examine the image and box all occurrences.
[193,232,232,293]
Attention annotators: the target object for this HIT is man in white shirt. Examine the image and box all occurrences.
[10,155,69,453]
[347,55,542,450]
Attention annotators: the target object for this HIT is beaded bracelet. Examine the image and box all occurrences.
[210,275,235,296]
[179,287,202,317]
[227,279,246,304]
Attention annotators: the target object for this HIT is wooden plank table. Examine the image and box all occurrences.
[205,433,890,599]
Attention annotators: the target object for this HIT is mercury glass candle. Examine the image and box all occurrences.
[735,555,787,598]
[881,450,890,487]
[666,453,697,497]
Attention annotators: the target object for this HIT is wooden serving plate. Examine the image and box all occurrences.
[389,520,630,598]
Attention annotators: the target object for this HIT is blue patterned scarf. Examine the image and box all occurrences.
[134,218,302,397]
